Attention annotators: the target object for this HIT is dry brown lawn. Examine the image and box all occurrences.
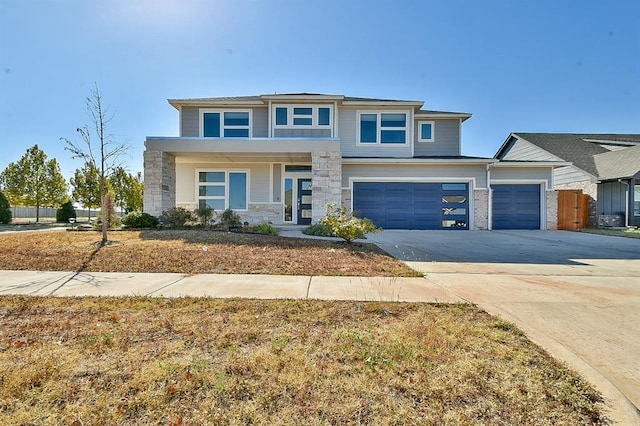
[0,230,419,276]
[0,297,604,425]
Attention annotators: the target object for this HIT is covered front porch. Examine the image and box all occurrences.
[143,137,342,224]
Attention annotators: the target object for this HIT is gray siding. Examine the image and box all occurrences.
[554,166,593,186]
[181,107,199,137]
[180,107,268,138]
[339,108,414,158]
[491,166,553,183]
[597,181,627,215]
[413,119,461,156]
[252,107,268,137]
[274,128,332,138]
[272,163,282,202]
[502,138,561,161]
[342,163,487,188]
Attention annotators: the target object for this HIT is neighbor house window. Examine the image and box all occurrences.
[198,170,248,211]
[201,110,250,137]
[418,121,435,142]
[273,105,332,128]
[358,112,408,144]
[634,184,640,216]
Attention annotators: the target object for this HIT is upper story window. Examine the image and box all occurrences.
[418,121,435,142]
[273,105,332,128]
[358,112,408,144]
[200,110,251,137]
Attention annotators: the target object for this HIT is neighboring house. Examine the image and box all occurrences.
[495,133,640,226]
[144,93,564,230]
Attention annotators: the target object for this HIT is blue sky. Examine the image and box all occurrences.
[1,0,639,182]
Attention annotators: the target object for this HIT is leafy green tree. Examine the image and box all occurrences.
[0,190,12,224]
[62,84,129,244]
[70,162,101,220]
[110,167,143,214]
[0,145,67,222]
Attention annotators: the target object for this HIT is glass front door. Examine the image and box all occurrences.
[297,179,312,225]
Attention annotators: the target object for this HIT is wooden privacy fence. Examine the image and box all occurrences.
[557,190,589,230]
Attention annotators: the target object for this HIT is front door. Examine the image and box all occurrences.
[297,179,312,225]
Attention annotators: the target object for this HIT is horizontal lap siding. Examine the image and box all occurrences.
[252,108,268,137]
[554,166,593,187]
[342,164,487,188]
[274,128,332,138]
[181,107,199,137]
[413,119,460,156]
[501,139,561,161]
[339,108,413,158]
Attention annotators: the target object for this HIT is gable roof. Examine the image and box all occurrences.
[593,144,640,181]
[495,133,640,177]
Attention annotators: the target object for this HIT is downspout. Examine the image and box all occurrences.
[487,162,494,230]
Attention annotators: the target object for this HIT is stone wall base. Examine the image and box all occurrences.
[546,190,558,230]
[474,189,489,230]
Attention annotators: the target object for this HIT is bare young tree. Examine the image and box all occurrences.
[62,84,129,244]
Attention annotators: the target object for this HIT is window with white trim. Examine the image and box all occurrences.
[197,170,248,211]
[273,105,332,128]
[358,112,408,144]
[201,110,251,137]
[418,121,435,142]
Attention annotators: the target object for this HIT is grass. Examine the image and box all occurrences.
[0,297,604,425]
[0,230,420,276]
[578,227,640,239]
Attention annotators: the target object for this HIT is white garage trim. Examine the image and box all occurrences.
[489,179,548,230]
[349,177,477,230]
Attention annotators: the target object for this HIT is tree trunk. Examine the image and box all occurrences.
[35,205,40,223]
[101,194,108,244]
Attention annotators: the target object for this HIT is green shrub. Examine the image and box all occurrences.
[303,222,333,237]
[194,206,215,227]
[56,200,77,223]
[0,191,12,224]
[122,211,159,229]
[252,223,279,235]
[320,203,380,243]
[159,207,193,228]
[219,208,242,230]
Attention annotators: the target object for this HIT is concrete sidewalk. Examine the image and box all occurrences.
[0,270,463,303]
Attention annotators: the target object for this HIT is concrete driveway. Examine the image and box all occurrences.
[367,230,640,424]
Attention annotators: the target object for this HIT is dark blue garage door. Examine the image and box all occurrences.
[353,182,469,230]
[492,184,541,229]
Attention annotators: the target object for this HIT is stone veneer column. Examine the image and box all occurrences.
[546,190,558,230]
[473,189,489,230]
[143,151,176,217]
[311,151,342,223]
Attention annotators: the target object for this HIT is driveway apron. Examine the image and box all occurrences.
[367,230,640,424]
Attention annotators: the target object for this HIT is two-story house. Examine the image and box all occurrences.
[144,93,563,230]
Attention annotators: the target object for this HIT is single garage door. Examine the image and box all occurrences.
[492,184,541,229]
[353,182,469,230]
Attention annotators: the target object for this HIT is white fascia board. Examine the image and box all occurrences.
[342,158,497,165]
[168,99,265,109]
[342,100,424,107]
[493,161,571,168]
[261,94,345,101]
[415,113,472,121]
